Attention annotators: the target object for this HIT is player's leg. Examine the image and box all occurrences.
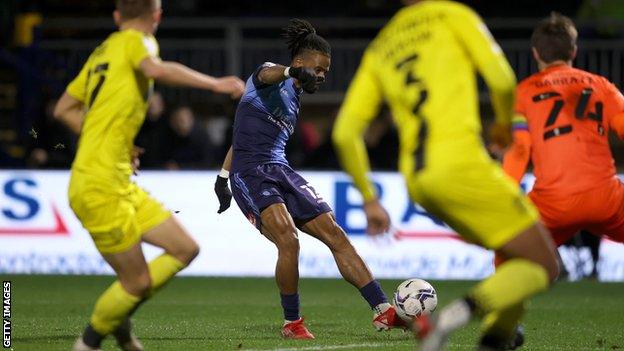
[462,222,557,351]
[484,185,619,350]
[578,231,601,278]
[488,225,574,350]
[587,178,624,244]
[110,188,199,348]
[136,185,199,292]
[276,165,401,330]
[409,164,558,350]
[74,243,151,351]
[100,217,200,350]
[298,213,401,330]
[419,222,558,347]
[299,213,372,288]
[261,204,299,297]
[528,191,584,247]
[259,203,314,339]
[141,216,200,294]
[230,168,312,337]
[69,181,153,351]
[77,186,197,351]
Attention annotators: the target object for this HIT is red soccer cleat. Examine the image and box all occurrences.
[372,305,409,331]
[282,318,315,339]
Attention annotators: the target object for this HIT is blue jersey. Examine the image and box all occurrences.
[231,62,303,173]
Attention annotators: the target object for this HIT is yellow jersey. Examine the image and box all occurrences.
[66,29,159,185]
[333,0,516,201]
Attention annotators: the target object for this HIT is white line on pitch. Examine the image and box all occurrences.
[242,343,387,351]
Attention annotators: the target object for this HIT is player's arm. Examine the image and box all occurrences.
[140,57,244,98]
[448,5,517,145]
[220,145,233,172]
[333,52,379,202]
[126,33,244,98]
[252,62,317,93]
[214,146,233,214]
[54,61,89,135]
[255,63,289,85]
[333,52,390,235]
[53,92,84,135]
[502,115,532,183]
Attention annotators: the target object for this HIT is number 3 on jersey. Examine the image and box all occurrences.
[395,54,428,117]
[395,53,429,171]
[533,87,604,140]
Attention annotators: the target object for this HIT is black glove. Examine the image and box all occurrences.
[288,66,318,93]
[214,175,232,214]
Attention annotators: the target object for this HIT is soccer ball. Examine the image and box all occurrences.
[393,278,438,322]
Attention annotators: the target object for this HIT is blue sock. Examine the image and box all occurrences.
[280,293,300,321]
[359,280,388,309]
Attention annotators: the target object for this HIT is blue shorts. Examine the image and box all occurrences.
[230,163,332,230]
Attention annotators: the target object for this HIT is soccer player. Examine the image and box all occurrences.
[502,13,624,247]
[332,1,560,350]
[213,19,403,339]
[53,1,244,350]
[493,13,624,350]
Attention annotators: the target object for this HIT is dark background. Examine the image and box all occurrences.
[10,1,586,18]
[1,0,623,171]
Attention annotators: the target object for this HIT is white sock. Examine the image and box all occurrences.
[436,299,472,333]
[373,302,392,315]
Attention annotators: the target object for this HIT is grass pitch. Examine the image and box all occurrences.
[6,275,624,350]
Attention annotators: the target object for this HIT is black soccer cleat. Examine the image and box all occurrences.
[507,325,525,350]
[478,325,525,351]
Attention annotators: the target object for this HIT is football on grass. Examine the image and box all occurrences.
[393,278,438,322]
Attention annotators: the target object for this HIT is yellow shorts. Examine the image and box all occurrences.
[406,159,539,249]
[69,175,171,255]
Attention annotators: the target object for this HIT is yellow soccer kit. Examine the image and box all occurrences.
[66,29,170,254]
[333,0,538,249]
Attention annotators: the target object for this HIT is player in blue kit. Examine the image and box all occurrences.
[213,19,403,339]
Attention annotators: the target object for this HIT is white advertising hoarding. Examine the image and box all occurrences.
[0,170,623,281]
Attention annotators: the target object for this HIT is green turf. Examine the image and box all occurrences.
[5,275,624,350]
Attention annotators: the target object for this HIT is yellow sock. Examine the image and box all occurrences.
[481,302,525,340]
[147,253,185,296]
[90,281,141,335]
[469,258,548,315]
[89,254,185,335]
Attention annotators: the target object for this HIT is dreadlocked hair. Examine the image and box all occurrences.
[282,18,331,59]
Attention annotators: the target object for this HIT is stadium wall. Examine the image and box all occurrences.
[1,170,623,281]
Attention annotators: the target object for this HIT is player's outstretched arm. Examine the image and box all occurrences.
[256,63,317,93]
[333,53,379,202]
[53,92,84,135]
[214,146,233,214]
[333,52,390,235]
[139,57,245,99]
[256,64,290,85]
